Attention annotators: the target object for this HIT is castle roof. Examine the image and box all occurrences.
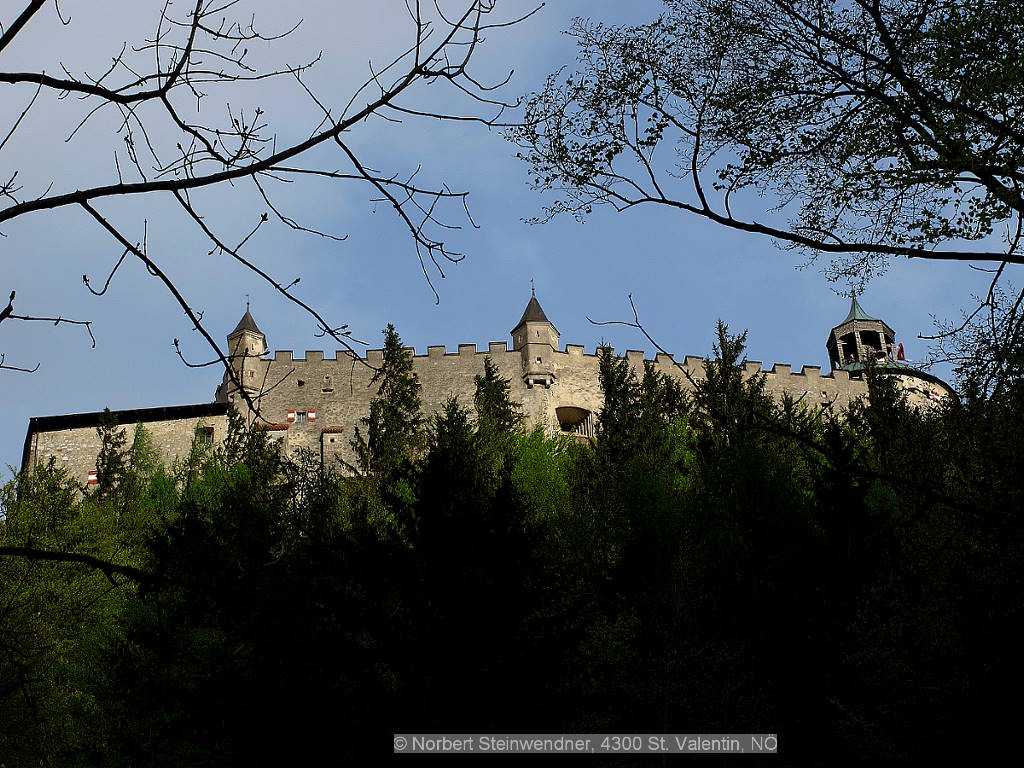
[512,293,558,334]
[840,294,879,325]
[230,309,263,337]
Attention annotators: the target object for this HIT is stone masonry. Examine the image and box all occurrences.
[23,292,954,485]
[23,404,229,487]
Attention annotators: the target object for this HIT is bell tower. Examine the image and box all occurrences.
[511,286,558,388]
[826,292,897,371]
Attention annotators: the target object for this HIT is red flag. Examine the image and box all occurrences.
[897,342,905,361]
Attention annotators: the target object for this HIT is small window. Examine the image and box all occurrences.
[296,411,308,424]
[322,374,333,393]
[297,379,305,387]
[196,426,214,446]
[328,437,336,444]
[248,370,254,379]
[536,330,540,337]
[536,356,542,364]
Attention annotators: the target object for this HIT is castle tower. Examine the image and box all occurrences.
[511,287,558,388]
[824,293,953,408]
[224,306,267,397]
[826,292,897,371]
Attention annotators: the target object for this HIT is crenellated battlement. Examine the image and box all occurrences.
[259,340,869,388]
[24,290,956,488]
[211,327,893,472]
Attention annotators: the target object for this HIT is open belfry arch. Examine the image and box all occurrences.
[827,293,897,370]
[24,290,955,485]
[824,293,953,408]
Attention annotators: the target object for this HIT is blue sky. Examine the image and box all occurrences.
[0,1,995,474]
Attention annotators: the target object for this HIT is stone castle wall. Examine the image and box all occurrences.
[24,408,229,487]
[26,303,954,484]
[222,342,871,470]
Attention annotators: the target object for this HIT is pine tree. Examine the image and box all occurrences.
[474,357,523,439]
[95,409,128,497]
[595,346,689,460]
[693,320,774,448]
[350,324,423,477]
[348,324,423,537]
[595,344,638,452]
[130,422,161,479]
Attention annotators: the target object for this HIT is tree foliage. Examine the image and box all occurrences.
[348,323,424,539]
[1,320,1021,763]
[512,0,1024,273]
[94,408,128,498]
[474,356,524,442]
[510,0,1024,386]
[350,324,424,477]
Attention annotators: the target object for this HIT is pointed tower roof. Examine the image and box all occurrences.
[840,292,879,324]
[511,288,558,334]
[230,308,263,337]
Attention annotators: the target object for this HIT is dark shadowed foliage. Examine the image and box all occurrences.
[1,321,1021,764]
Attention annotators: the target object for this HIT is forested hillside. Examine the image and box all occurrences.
[2,323,1021,765]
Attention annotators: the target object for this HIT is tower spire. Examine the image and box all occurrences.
[224,305,267,400]
[511,286,558,388]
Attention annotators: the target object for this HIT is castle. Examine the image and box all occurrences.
[22,292,953,486]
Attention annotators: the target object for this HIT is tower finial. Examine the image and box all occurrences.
[531,278,535,298]
[246,293,250,312]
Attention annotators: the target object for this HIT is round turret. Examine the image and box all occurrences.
[826,294,954,408]
[511,287,558,388]
[220,306,267,399]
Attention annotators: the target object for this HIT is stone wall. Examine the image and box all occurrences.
[892,372,952,410]
[27,338,950,484]
[24,406,229,487]
[221,342,875,470]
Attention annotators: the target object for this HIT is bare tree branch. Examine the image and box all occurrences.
[0,0,532,398]
[0,1,46,55]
